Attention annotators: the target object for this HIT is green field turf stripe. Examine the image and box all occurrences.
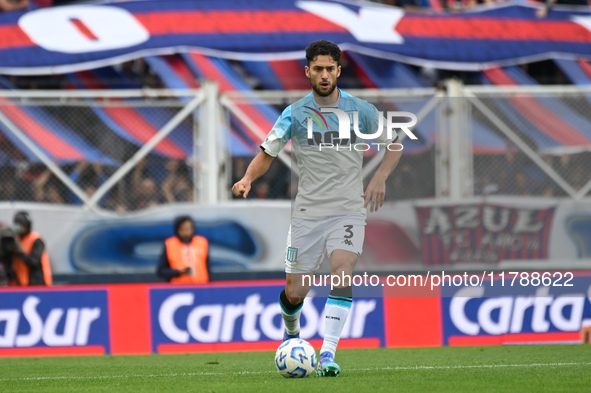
[2,361,590,382]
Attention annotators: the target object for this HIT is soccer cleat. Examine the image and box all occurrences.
[283,330,300,342]
[316,351,341,377]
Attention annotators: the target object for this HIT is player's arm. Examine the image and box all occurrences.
[362,143,402,213]
[232,150,275,198]
[232,105,291,198]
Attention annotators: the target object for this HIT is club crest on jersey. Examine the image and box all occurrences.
[287,247,298,262]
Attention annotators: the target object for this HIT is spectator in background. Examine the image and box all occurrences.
[157,215,209,284]
[144,70,165,89]
[536,0,588,18]
[389,162,421,200]
[131,159,162,210]
[45,183,65,204]
[0,180,17,202]
[498,142,524,194]
[513,171,532,196]
[9,211,52,286]
[33,169,65,204]
[115,58,165,89]
[479,175,499,196]
[541,185,556,197]
[119,60,142,85]
[134,177,161,209]
[0,0,28,12]
[556,153,575,186]
[252,180,271,199]
[68,161,107,205]
[377,0,433,12]
[162,160,193,203]
[530,154,557,196]
[570,161,587,192]
[103,189,128,214]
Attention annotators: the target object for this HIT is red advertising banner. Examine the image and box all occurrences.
[1,274,590,357]
[415,204,555,265]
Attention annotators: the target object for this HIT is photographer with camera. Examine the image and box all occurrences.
[0,225,16,286]
[1,211,52,286]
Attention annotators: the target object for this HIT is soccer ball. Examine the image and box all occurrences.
[274,338,317,378]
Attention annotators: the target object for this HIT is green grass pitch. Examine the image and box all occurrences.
[1,345,590,392]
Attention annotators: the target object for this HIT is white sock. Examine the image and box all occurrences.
[281,309,302,335]
[279,290,303,335]
[320,296,352,357]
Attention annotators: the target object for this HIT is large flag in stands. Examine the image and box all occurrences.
[0,0,591,74]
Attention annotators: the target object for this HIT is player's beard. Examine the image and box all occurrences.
[311,80,337,97]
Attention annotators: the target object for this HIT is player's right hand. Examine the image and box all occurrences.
[232,180,251,198]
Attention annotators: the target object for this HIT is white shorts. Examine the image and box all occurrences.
[284,214,366,274]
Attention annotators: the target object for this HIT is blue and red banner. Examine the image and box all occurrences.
[1,1,591,74]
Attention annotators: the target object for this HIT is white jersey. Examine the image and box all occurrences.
[261,89,393,220]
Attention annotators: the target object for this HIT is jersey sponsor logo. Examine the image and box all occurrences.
[306,130,358,147]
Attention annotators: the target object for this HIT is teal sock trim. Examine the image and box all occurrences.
[328,295,352,302]
[326,296,352,308]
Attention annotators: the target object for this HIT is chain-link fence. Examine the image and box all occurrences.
[2,85,591,212]
[465,86,591,200]
[0,89,218,213]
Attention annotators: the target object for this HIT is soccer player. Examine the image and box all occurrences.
[232,40,403,377]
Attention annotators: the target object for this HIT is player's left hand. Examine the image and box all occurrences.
[362,177,386,213]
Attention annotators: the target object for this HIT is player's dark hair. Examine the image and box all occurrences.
[305,40,341,64]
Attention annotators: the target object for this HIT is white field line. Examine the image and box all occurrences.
[1,362,590,382]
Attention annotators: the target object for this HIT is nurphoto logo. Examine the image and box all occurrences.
[305,108,417,152]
